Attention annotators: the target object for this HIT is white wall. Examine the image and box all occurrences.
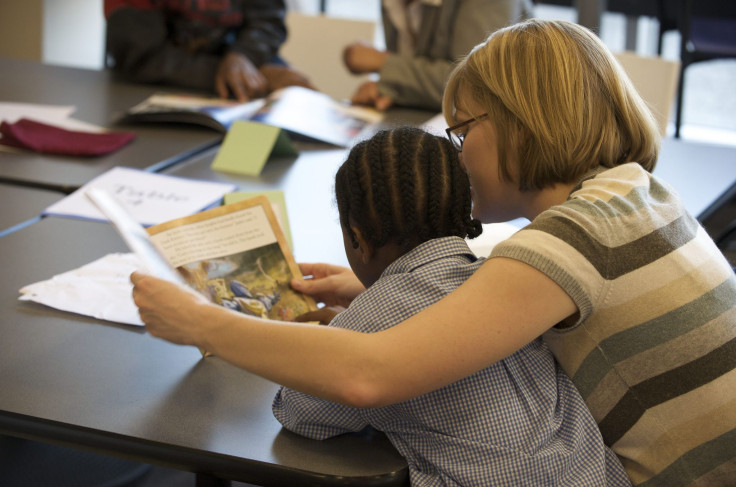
[0,0,44,61]
[43,0,106,69]
[0,0,105,69]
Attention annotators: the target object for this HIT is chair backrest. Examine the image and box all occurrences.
[689,0,736,19]
[682,0,736,60]
[614,51,680,136]
[279,13,377,101]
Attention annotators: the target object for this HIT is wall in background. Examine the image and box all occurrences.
[44,0,105,70]
[0,0,105,70]
[0,0,44,61]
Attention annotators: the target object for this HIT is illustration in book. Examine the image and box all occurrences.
[89,190,316,324]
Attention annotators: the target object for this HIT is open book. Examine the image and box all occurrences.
[87,189,317,328]
[117,86,383,147]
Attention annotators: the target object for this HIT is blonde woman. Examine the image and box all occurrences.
[132,19,736,486]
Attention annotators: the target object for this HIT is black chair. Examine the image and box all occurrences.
[673,0,736,138]
[654,0,681,55]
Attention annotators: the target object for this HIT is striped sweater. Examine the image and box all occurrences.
[491,163,736,486]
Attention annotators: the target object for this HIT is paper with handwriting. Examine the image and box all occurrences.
[43,167,237,226]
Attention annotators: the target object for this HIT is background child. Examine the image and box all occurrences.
[272,126,630,486]
[343,0,533,111]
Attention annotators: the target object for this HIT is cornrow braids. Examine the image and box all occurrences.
[335,126,482,252]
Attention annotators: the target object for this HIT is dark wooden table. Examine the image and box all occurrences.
[0,57,222,193]
[0,182,63,236]
[0,216,408,486]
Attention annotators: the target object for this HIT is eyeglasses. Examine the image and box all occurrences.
[445,113,488,152]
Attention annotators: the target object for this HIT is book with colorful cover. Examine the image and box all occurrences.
[87,190,317,355]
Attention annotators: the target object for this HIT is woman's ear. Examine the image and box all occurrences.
[350,225,374,263]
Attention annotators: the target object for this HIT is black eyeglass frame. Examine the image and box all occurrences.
[445,113,489,152]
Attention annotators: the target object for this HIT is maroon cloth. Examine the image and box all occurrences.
[0,118,136,156]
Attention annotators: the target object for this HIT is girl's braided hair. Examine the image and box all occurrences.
[335,126,482,251]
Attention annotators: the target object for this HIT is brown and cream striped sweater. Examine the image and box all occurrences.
[491,163,736,486]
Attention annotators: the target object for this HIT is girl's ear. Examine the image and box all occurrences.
[350,225,374,263]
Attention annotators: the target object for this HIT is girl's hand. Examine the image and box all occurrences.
[130,271,212,346]
[290,263,365,308]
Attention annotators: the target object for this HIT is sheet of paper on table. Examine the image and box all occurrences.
[43,167,237,226]
[0,101,105,131]
[19,252,145,326]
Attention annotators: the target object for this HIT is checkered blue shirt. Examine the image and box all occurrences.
[273,237,630,486]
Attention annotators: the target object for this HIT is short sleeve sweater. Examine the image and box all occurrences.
[491,163,736,486]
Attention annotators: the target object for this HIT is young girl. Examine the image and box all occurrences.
[132,19,736,486]
[272,126,629,485]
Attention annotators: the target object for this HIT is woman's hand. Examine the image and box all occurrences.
[290,263,365,308]
[130,271,212,346]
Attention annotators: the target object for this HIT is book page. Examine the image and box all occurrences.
[148,196,315,321]
[150,205,277,268]
[252,86,382,147]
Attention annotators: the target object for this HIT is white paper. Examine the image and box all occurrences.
[420,113,448,137]
[466,222,524,258]
[150,205,277,267]
[43,167,238,226]
[19,253,144,326]
[0,101,105,132]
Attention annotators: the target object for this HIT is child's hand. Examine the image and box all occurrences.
[259,64,314,92]
[294,306,345,325]
[215,52,268,102]
[350,81,394,111]
[342,42,388,74]
[290,263,365,308]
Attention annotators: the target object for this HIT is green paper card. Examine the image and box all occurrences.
[223,190,293,250]
[211,121,298,177]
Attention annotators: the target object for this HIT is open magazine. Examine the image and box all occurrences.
[87,189,317,330]
[117,86,383,147]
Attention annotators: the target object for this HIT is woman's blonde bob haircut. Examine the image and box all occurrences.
[443,19,660,191]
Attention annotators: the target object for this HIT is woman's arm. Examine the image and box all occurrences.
[131,256,575,408]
